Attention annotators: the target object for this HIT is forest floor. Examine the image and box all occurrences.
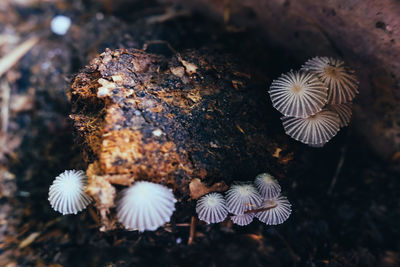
[0,0,399,266]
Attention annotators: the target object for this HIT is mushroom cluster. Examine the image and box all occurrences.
[49,170,176,232]
[196,173,291,226]
[268,57,359,147]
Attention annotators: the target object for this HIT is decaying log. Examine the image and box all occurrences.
[69,48,295,229]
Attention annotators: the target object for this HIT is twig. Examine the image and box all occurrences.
[146,8,191,24]
[328,145,347,195]
[175,223,190,227]
[1,79,10,134]
[244,204,278,214]
[0,36,39,77]
[188,216,196,245]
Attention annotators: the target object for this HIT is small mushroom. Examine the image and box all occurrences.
[281,109,340,145]
[255,195,292,225]
[231,213,255,226]
[48,170,92,215]
[117,181,176,232]
[269,70,328,118]
[225,184,262,215]
[254,173,281,199]
[301,57,359,104]
[196,192,228,224]
[327,103,353,128]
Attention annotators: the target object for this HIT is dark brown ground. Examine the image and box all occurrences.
[0,0,399,266]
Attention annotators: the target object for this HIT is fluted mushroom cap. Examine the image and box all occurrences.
[196,192,228,224]
[226,184,262,215]
[117,181,176,232]
[301,57,359,104]
[269,70,328,118]
[255,195,292,225]
[231,213,255,226]
[327,103,352,128]
[48,170,92,215]
[281,109,340,145]
[254,173,281,199]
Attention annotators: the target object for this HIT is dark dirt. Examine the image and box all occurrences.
[0,0,399,266]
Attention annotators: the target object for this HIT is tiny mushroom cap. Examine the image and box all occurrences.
[281,109,340,145]
[254,173,281,199]
[48,170,92,215]
[231,213,255,226]
[196,192,228,224]
[255,195,292,225]
[117,181,176,232]
[269,70,328,118]
[327,103,353,128]
[225,184,262,215]
[301,57,359,104]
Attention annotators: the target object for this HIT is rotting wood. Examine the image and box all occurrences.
[70,48,296,230]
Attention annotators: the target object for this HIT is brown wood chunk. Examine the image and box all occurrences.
[70,48,294,229]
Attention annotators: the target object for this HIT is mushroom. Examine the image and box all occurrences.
[255,195,292,225]
[269,70,328,118]
[327,102,353,128]
[48,170,92,215]
[301,57,359,104]
[254,173,281,199]
[196,192,228,224]
[231,213,255,226]
[117,181,176,231]
[225,184,262,215]
[281,109,340,145]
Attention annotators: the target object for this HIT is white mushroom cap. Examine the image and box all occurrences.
[231,213,255,226]
[255,195,292,225]
[196,192,228,224]
[269,70,328,118]
[48,170,92,215]
[225,184,262,215]
[117,181,176,232]
[301,57,359,104]
[254,173,281,199]
[281,109,340,145]
[327,103,353,128]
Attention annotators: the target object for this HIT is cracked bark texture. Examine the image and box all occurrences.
[161,0,400,162]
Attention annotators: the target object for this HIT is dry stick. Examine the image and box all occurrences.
[244,204,277,214]
[1,79,10,134]
[0,36,39,77]
[188,216,196,245]
[146,8,191,24]
[0,36,39,152]
[327,145,347,195]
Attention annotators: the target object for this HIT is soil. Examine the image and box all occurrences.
[0,0,399,266]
